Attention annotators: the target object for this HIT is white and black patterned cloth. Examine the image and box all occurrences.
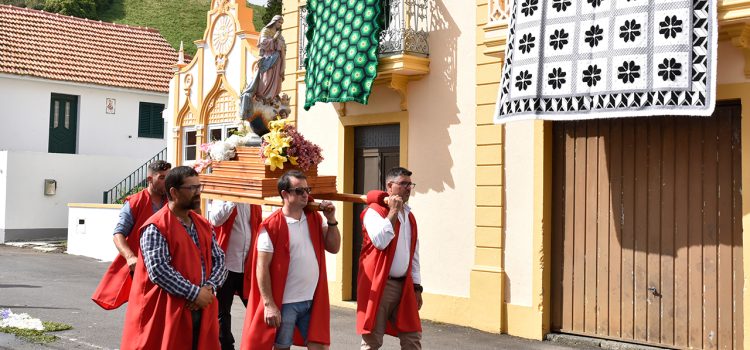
[494,0,717,122]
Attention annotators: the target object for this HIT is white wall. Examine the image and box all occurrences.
[0,152,6,243]
[0,74,168,159]
[67,206,120,261]
[0,151,146,242]
[717,42,750,85]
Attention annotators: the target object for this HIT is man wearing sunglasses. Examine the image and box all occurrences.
[92,159,171,310]
[121,166,227,350]
[242,170,340,350]
[357,167,422,350]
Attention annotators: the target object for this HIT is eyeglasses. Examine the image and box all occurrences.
[179,184,204,192]
[389,181,416,189]
[286,187,312,196]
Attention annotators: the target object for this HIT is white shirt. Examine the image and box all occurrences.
[362,204,421,284]
[208,200,253,273]
[256,213,328,304]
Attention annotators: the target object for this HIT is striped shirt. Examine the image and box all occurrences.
[140,220,227,301]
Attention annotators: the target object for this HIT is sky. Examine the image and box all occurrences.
[247,0,267,5]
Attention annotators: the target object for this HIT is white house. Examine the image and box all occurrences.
[0,5,181,243]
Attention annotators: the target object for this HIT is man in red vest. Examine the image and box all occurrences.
[358,167,422,350]
[91,160,171,310]
[241,170,340,350]
[120,166,227,350]
[208,200,262,350]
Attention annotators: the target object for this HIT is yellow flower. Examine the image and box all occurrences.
[268,118,288,131]
[288,156,298,165]
[266,152,288,171]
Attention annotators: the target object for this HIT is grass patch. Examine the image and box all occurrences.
[98,0,266,56]
[0,321,73,344]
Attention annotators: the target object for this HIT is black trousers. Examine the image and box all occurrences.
[217,271,248,350]
[191,310,202,350]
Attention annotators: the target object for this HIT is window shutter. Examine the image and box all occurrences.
[138,102,165,139]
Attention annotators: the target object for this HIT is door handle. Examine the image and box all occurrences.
[648,287,662,297]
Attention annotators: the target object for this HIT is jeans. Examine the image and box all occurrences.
[274,300,314,348]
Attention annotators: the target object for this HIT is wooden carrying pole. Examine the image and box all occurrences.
[201,191,367,211]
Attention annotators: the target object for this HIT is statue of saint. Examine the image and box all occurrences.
[256,15,285,102]
[240,15,288,136]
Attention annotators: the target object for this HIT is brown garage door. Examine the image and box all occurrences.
[551,101,743,349]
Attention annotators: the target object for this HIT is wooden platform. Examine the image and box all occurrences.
[200,146,343,205]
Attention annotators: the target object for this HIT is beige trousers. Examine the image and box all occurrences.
[360,279,422,350]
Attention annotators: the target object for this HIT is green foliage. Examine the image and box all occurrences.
[43,321,73,332]
[261,0,281,27]
[249,2,265,33]
[4,0,267,57]
[43,0,98,19]
[0,0,47,10]
[115,185,145,204]
[97,0,266,57]
[0,321,73,344]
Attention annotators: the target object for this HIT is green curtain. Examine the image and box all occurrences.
[303,0,382,110]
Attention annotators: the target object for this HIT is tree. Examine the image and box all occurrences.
[262,0,282,26]
[43,0,97,19]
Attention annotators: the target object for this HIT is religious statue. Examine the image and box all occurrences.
[257,15,286,101]
[240,15,288,137]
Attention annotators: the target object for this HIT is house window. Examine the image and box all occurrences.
[183,129,197,161]
[208,124,239,142]
[138,102,165,139]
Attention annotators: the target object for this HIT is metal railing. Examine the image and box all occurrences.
[488,0,511,23]
[298,0,430,70]
[102,148,167,204]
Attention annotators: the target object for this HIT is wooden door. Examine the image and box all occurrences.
[551,101,743,349]
[48,93,78,154]
[351,124,400,299]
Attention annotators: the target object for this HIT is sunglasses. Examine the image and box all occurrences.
[286,187,312,196]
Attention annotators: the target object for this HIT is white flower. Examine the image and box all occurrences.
[224,134,241,149]
[0,310,44,331]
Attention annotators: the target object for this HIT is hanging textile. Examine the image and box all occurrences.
[303,0,382,110]
[494,0,717,123]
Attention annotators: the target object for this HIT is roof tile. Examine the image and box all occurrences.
[0,5,183,93]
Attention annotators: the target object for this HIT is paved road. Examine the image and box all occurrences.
[0,245,591,349]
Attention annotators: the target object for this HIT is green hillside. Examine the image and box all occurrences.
[98,0,266,56]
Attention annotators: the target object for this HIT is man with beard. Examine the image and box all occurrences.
[120,166,227,350]
[241,170,340,350]
[92,160,171,310]
[358,167,422,350]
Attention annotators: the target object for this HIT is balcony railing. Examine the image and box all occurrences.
[298,0,430,70]
[488,0,511,24]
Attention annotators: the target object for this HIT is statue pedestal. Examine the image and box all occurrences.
[201,146,336,199]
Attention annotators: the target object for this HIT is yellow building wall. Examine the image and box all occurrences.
[284,0,484,329]
[471,0,506,334]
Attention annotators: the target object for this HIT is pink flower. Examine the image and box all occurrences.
[199,143,212,153]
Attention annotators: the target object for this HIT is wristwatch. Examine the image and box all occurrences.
[327,221,338,226]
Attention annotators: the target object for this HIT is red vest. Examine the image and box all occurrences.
[240,208,330,349]
[92,189,162,310]
[120,206,220,350]
[356,190,421,335]
[214,204,263,299]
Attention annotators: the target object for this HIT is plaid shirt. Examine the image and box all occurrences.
[140,221,227,301]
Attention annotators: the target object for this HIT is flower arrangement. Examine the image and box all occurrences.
[260,119,323,171]
[193,124,259,173]
[0,309,44,331]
